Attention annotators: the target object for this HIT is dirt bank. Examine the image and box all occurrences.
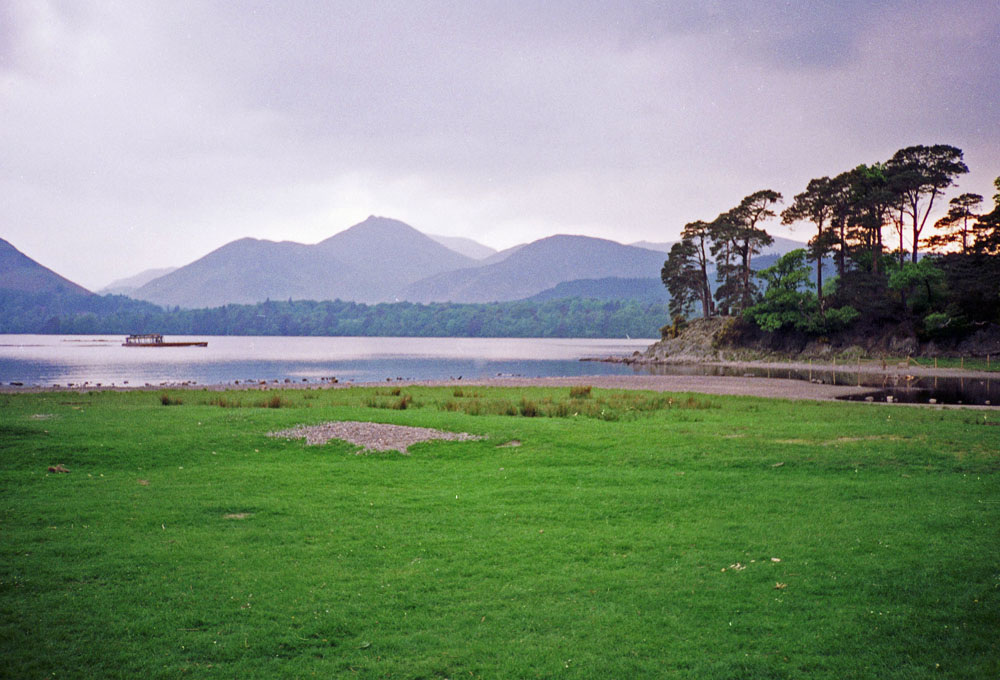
[400,374,870,401]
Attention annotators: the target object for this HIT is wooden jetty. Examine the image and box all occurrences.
[122,334,207,347]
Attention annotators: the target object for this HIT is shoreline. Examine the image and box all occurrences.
[0,371,885,402]
[3,359,997,405]
[586,355,1000,379]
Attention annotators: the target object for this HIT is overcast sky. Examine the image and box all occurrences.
[3,0,999,290]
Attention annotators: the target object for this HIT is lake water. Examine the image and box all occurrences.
[0,335,654,387]
[3,335,993,405]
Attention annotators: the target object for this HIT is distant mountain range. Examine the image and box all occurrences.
[128,219,689,307]
[527,277,668,303]
[130,216,477,307]
[100,266,178,296]
[427,234,497,260]
[0,238,92,296]
[401,235,668,303]
[3,218,811,310]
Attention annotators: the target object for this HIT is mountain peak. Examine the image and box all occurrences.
[316,216,429,247]
[317,216,476,285]
[130,216,477,307]
[351,215,419,233]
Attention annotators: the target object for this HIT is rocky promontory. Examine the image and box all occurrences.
[599,316,1000,366]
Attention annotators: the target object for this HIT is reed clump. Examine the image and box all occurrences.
[365,393,415,410]
[434,390,716,421]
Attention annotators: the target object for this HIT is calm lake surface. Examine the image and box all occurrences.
[0,335,654,387]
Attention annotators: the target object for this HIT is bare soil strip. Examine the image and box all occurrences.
[402,374,869,401]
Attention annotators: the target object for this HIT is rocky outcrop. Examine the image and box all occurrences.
[631,316,1000,364]
[642,317,735,362]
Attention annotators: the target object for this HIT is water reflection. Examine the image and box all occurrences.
[0,335,655,387]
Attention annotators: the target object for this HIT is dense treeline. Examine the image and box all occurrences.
[0,291,667,338]
[662,144,1000,343]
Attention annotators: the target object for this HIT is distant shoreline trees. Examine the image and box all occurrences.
[0,292,670,339]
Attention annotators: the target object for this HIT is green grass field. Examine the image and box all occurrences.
[2,386,998,678]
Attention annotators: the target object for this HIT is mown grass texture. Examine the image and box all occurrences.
[1,386,998,679]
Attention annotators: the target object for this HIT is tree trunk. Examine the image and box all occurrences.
[741,242,752,312]
[872,224,881,276]
[837,223,847,279]
[698,240,712,318]
[816,254,823,307]
[700,266,711,319]
[896,206,906,268]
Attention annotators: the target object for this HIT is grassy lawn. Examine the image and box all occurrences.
[1,386,998,678]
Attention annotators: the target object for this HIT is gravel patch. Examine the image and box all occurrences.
[269,421,486,454]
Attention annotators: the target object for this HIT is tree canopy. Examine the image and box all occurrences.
[661,144,1000,345]
[886,144,969,262]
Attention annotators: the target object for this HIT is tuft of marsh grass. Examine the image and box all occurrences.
[518,398,539,417]
[205,394,287,408]
[447,397,518,416]
[365,393,415,410]
[429,389,717,420]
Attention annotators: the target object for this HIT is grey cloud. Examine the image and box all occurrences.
[2,1,998,289]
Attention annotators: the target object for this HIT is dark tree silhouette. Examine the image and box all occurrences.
[844,164,894,275]
[711,190,781,314]
[973,177,1000,255]
[825,171,855,279]
[660,240,699,320]
[885,144,969,262]
[927,193,983,254]
[680,220,714,318]
[782,176,837,305]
